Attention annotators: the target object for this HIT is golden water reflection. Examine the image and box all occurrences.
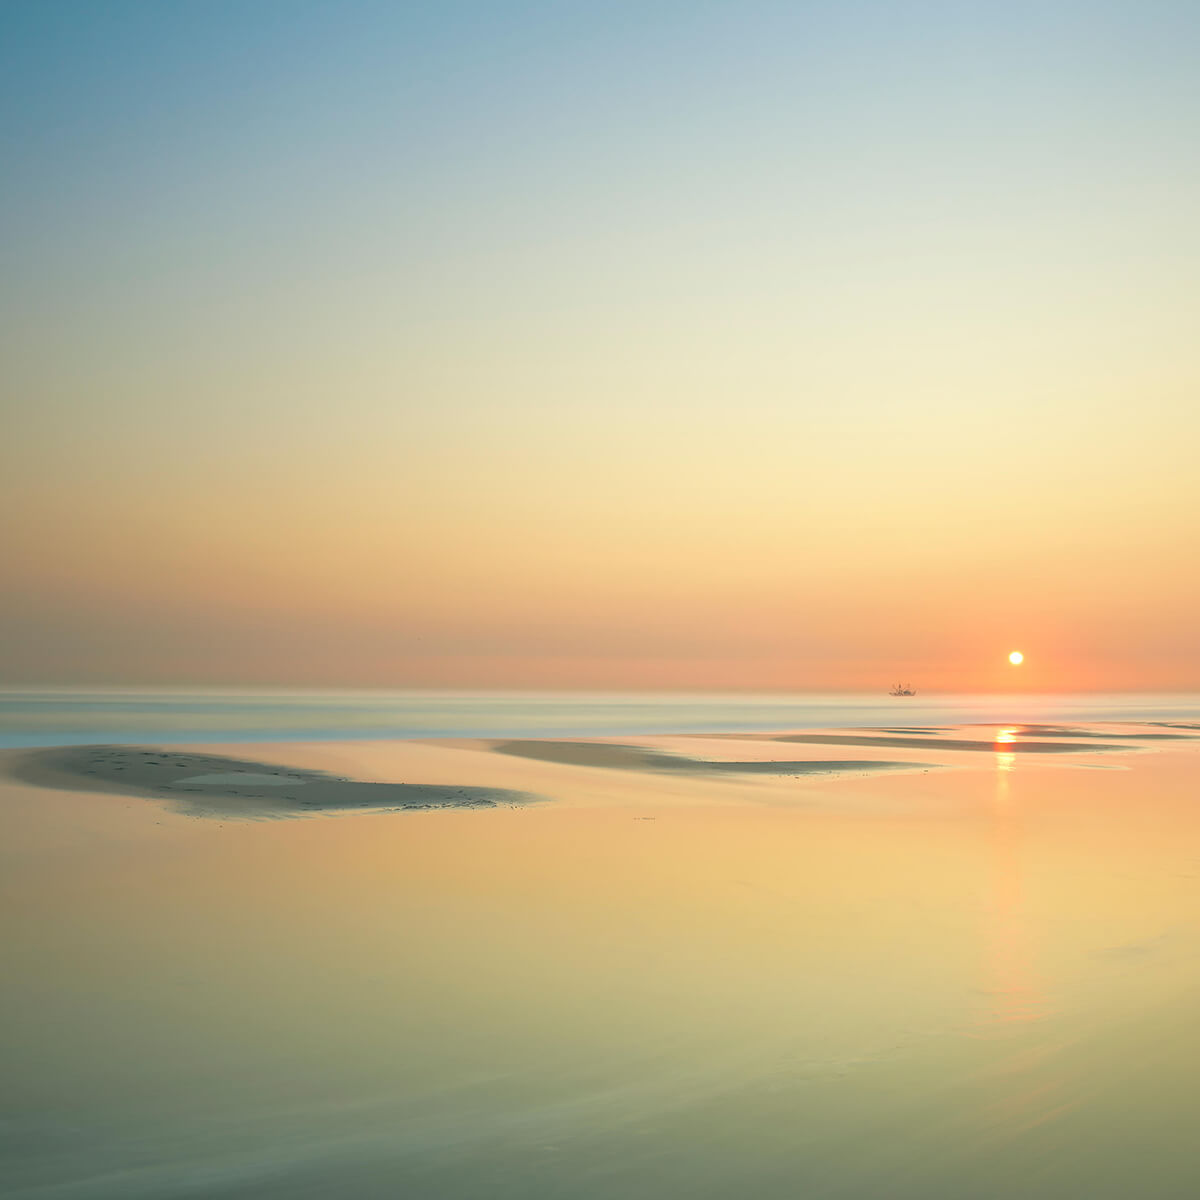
[3,736,1200,1198]
[959,735,1078,1156]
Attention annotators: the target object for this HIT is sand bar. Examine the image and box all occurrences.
[8,745,541,819]
[490,739,937,775]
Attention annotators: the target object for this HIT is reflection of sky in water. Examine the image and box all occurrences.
[3,739,1200,1197]
[958,756,1082,1158]
[976,758,1049,1033]
[1,690,1198,748]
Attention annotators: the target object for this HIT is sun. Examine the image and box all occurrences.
[1008,650,1024,665]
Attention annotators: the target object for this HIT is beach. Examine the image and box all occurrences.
[3,711,1200,1197]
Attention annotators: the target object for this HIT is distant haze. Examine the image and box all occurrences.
[2,2,1197,691]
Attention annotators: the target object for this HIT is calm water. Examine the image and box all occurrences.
[3,710,1200,1198]
[2,688,1199,747]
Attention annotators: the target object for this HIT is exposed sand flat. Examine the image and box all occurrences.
[768,732,1136,754]
[174,772,309,786]
[870,727,951,734]
[987,724,1195,741]
[8,745,541,819]
[490,739,935,776]
[867,725,1191,740]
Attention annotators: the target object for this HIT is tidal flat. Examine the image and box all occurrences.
[2,724,1200,1198]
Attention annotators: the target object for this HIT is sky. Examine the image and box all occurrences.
[2,0,1198,691]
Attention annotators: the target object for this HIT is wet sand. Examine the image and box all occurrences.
[8,745,540,818]
[1000,724,1194,740]
[490,738,935,776]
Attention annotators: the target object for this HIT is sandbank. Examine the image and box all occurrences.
[8,745,540,819]
[490,739,936,775]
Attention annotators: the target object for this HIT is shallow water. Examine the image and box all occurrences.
[3,718,1200,1197]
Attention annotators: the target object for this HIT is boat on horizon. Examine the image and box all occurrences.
[889,683,917,696]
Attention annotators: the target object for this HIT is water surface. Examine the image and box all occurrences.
[2,713,1200,1197]
[3,688,1199,748]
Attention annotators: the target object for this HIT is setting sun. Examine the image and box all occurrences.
[1008,651,1024,665]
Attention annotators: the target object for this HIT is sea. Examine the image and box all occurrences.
[2,687,1198,748]
[5,688,1200,1198]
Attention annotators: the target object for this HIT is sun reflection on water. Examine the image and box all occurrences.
[994,728,1017,771]
[972,748,1055,1034]
[959,743,1075,1144]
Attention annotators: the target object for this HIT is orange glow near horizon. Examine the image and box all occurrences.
[1,5,1198,692]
